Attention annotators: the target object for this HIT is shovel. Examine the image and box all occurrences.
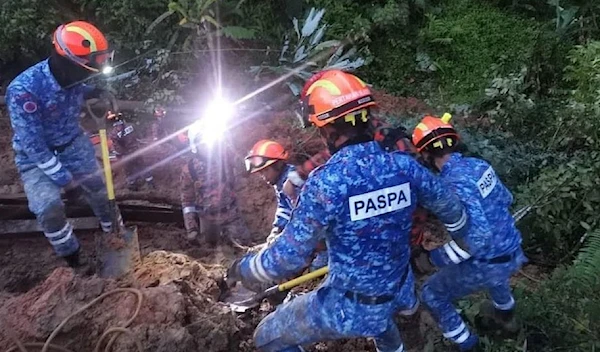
[85,93,141,279]
[222,266,329,313]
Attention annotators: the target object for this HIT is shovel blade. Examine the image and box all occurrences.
[220,282,261,312]
[96,225,141,279]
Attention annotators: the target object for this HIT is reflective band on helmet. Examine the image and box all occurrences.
[315,95,374,121]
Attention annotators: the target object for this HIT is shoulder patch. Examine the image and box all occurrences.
[23,101,38,113]
[477,166,497,198]
[349,182,412,221]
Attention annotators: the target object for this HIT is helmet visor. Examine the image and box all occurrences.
[245,156,272,173]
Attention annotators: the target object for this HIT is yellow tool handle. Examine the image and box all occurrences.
[98,129,116,201]
[278,266,329,291]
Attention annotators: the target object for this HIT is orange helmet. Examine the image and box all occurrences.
[412,113,459,152]
[244,140,289,173]
[53,21,113,72]
[302,70,376,128]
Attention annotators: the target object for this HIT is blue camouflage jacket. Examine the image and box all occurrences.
[5,59,92,186]
[240,141,467,296]
[272,164,298,230]
[430,153,522,267]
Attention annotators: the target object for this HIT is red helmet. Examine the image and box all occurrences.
[412,114,459,152]
[302,70,376,128]
[244,140,289,173]
[53,21,113,72]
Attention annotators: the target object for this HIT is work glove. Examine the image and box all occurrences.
[266,227,281,245]
[225,258,243,287]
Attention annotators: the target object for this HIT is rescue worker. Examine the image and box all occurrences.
[281,70,431,249]
[180,120,252,246]
[150,105,188,151]
[226,70,469,352]
[244,139,327,270]
[5,21,115,268]
[412,114,527,351]
[107,111,154,191]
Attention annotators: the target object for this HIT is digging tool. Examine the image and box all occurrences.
[222,266,329,313]
[86,93,141,279]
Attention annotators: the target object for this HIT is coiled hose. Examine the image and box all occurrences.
[5,288,143,352]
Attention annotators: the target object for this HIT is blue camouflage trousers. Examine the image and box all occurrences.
[254,270,418,352]
[20,134,112,257]
[421,248,527,347]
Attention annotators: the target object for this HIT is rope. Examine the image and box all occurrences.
[5,288,144,352]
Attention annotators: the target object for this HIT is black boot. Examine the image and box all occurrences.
[63,250,81,268]
[475,300,521,339]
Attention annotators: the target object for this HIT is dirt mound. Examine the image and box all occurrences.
[0,263,247,352]
[372,90,433,118]
[134,250,224,299]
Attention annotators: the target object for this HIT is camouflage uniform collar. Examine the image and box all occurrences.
[41,59,64,92]
[440,152,463,176]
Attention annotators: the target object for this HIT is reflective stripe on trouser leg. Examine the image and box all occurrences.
[421,267,480,349]
[44,222,80,257]
[488,280,515,311]
[21,168,80,257]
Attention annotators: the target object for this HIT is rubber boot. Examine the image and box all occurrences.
[458,334,480,352]
[63,250,81,268]
[475,300,520,339]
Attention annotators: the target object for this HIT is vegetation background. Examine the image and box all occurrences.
[1,0,599,350]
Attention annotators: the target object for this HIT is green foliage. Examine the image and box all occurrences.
[480,66,536,130]
[565,41,600,106]
[515,152,600,261]
[75,0,174,52]
[0,0,64,66]
[571,228,600,287]
[147,0,255,53]
[249,8,367,96]
[420,0,539,103]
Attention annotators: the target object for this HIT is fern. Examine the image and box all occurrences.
[570,228,600,287]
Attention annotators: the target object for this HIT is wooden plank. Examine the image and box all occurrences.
[0,217,100,235]
[0,204,183,224]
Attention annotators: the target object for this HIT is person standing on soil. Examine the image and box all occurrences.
[411,114,527,351]
[281,70,433,250]
[180,120,252,246]
[4,21,115,268]
[107,111,155,191]
[244,139,327,271]
[226,70,469,352]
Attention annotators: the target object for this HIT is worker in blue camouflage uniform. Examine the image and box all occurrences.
[226,70,468,352]
[244,139,327,271]
[5,21,116,268]
[411,114,527,351]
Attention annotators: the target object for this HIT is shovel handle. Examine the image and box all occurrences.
[278,266,329,292]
